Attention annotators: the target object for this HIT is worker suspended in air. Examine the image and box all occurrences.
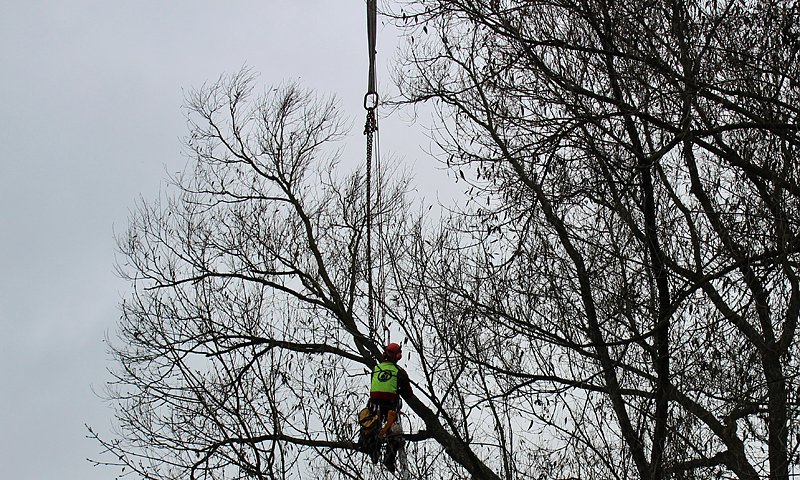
[357,342,412,473]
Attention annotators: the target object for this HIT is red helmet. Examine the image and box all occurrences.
[385,342,402,361]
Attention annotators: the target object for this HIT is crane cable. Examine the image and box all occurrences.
[364,0,385,346]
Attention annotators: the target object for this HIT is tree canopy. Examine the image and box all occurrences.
[97,1,800,479]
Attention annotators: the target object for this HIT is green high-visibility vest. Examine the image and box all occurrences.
[371,361,399,394]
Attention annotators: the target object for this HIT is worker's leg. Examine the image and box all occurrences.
[378,409,397,438]
[357,403,381,462]
[383,437,397,472]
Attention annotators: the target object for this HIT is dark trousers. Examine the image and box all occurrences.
[366,398,401,471]
[368,397,399,422]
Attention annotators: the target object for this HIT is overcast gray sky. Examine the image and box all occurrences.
[0,2,440,478]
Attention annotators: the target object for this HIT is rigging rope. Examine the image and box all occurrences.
[365,0,378,101]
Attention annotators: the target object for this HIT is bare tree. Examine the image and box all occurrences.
[385,0,800,479]
[97,1,800,478]
[93,71,377,479]
[93,71,513,480]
